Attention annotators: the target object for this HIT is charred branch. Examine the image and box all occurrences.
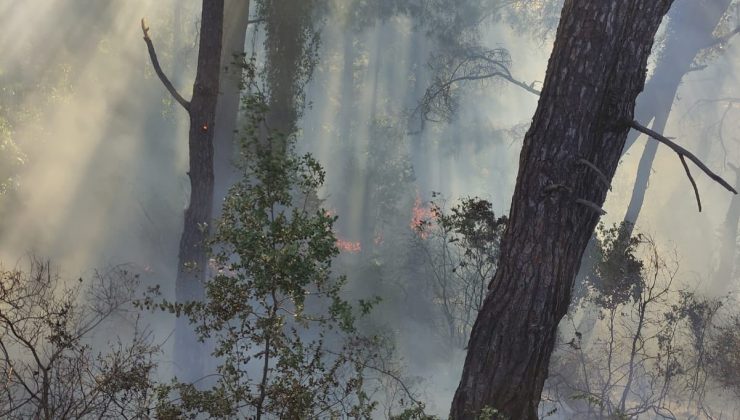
[577,158,612,190]
[140,18,191,112]
[414,47,540,128]
[575,199,607,216]
[679,155,702,212]
[628,120,737,211]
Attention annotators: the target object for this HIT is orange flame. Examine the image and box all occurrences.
[336,238,361,253]
[410,193,435,239]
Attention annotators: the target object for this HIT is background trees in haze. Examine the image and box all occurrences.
[2,0,740,418]
[141,0,224,382]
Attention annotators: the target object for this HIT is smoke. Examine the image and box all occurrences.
[0,1,196,282]
[1,0,739,417]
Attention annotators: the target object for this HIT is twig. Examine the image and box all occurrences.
[629,121,737,200]
[577,158,612,190]
[575,198,607,216]
[141,18,191,112]
[679,155,701,212]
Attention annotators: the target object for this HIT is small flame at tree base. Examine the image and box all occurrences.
[411,192,435,239]
[336,238,361,253]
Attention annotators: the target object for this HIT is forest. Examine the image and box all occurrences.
[1,0,740,419]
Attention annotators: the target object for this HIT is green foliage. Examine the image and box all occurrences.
[145,98,382,418]
[708,312,740,395]
[257,0,326,133]
[413,195,506,347]
[390,404,441,420]
[586,223,644,308]
[432,195,507,256]
[477,405,507,420]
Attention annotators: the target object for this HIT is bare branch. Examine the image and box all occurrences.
[679,155,701,212]
[629,121,738,199]
[577,158,612,190]
[575,198,607,216]
[499,72,541,96]
[140,18,191,112]
[413,47,541,130]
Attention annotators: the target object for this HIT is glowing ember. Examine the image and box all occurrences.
[336,238,361,253]
[373,232,384,246]
[410,192,435,238]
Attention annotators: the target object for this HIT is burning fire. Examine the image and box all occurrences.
[410,192,435,238]
[336,237,361,253]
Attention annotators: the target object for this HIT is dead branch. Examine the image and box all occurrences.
[679,155,702,212]
[629,120,737,211]
[140,18,191,112]
[577,158,612,190]
[575,198,607,216]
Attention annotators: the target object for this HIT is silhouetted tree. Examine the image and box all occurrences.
[622,0,738,235]
[140,0,224,382]
[0,257,158,419]
[449,1,720,418]
[212,0,252,217]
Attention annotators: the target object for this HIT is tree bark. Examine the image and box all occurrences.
[449,1,674,419]
[173,0,224,383]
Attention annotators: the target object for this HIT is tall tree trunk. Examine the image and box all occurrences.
[622,0,732,234]
[261,0,316,153]
[213,0,251,217]
[449,1,674,418]
[172,1,224,382]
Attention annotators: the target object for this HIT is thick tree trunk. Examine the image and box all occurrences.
[173,0,224,383]
[213,0,250,218]
[449,1,673,419]
[622,0,732,233]
[262,0,315,153]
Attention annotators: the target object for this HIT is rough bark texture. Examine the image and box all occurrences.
[174,0,224,382]
[449,1,674,419]
[622,0,732,233]
[213,0,250,217]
